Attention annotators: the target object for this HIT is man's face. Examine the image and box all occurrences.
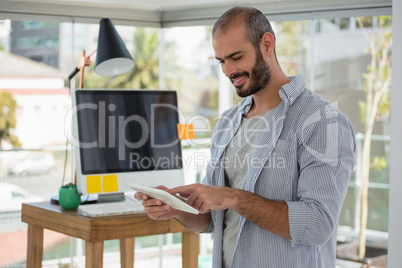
[213,24,271,97]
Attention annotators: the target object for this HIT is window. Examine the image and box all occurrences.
[20,21,58,30]
[0,11,392,267]
[17,36,59,49]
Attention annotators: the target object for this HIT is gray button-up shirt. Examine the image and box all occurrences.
[202,75,356,268]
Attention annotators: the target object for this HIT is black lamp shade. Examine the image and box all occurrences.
[94,18,134,76]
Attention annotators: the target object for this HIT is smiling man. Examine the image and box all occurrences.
[135,6,356,268]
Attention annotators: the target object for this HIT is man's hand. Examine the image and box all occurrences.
[169,183,291,238]
[134,185,177,220]
[168,183,238,213]
[134,184,212,233]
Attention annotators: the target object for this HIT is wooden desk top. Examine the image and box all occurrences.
[21,201,190,242]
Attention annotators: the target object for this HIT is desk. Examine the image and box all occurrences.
[21,201,199,268]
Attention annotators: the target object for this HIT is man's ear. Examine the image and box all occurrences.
[260,32,275,56]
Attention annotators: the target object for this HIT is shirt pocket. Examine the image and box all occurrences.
[255,139,296,200]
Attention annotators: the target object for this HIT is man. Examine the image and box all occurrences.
[135,6,356,268]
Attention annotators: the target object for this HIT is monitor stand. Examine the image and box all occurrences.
[98,192,126,203]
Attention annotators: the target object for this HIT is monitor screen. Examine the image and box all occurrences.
[70,89,184,196]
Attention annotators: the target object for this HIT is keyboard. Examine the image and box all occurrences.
[78,199,145,217]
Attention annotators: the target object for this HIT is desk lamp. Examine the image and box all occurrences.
[58,18,134,206]
[68,18,135,88]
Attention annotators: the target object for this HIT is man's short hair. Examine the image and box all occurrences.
[213,6,276,50]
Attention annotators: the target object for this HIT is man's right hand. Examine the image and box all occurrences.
[135,184,212,233]
[133,185,178,220]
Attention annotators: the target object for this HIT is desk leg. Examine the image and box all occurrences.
[26,224,44,268]
[120,238,135,268]
[182,232,199,268]
[85,241,104,268]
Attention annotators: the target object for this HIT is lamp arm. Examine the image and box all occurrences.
[67,49,97,89]
[68,67,80,80]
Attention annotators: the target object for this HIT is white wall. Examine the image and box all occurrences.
[387,0,402,266]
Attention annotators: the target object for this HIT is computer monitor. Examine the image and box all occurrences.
[69,89,185,201]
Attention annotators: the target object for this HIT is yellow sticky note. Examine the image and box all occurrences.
[86,175,102,193]
[177,124,195,140]
[103,174,119,192]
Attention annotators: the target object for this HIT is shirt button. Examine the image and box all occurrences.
[289,97,294,102]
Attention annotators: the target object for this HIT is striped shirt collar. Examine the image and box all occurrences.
[240,74,306,114]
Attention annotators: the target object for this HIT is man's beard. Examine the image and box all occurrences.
[231,49,271,98]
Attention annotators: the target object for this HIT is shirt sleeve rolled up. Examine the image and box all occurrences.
[287,105,356,246]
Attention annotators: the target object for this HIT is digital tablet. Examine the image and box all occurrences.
[128,183,199,215]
